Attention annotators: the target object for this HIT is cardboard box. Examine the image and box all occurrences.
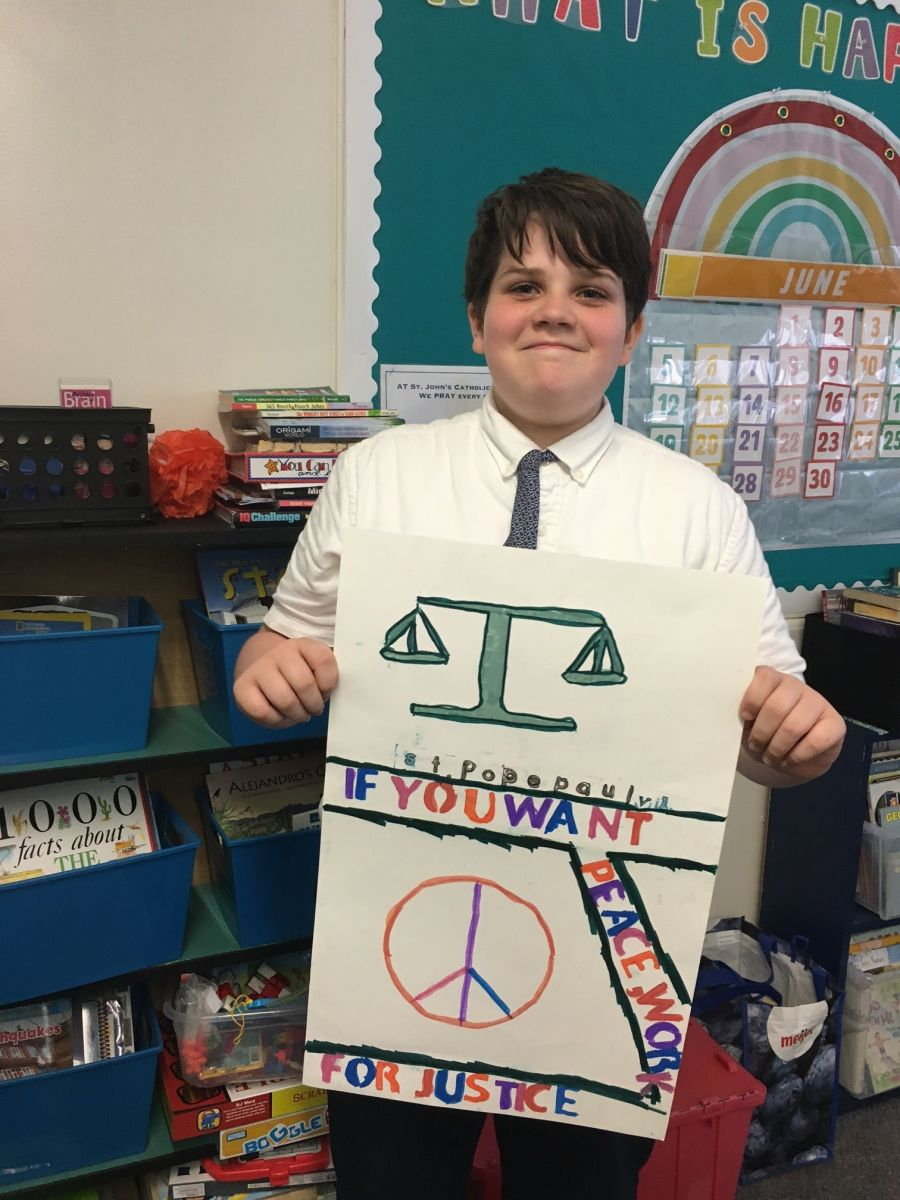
[217,1102,328,1159]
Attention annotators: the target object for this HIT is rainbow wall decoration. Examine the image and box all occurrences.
[646,90,900,276]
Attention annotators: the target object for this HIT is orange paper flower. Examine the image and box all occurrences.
[149,428,228,518]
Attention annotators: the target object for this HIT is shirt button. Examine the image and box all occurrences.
[572,470,584,483]
[538,524,546,537]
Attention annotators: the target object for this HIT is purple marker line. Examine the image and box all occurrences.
[414,965,467,1004]
[458,882,483,1023]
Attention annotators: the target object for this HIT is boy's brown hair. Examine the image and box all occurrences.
[464,167,651,328]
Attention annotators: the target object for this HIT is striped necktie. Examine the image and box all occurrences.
[504,449,556,549]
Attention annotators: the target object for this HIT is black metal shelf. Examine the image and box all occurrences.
[0,513,304,552]
[849,902,900,937]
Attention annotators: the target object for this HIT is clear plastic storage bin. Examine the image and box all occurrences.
[163,992,309,1087]
[839,959,900,1098]
[857,822,900,920]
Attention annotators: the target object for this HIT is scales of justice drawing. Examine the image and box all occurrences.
[303,530,765,1138]
[380,596,627,731]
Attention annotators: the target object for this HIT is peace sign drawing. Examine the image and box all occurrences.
[383,876,555,1029]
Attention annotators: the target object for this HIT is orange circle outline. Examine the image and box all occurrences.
[383,875,555,1029]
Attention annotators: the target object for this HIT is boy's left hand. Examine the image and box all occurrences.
[738,666,846,785]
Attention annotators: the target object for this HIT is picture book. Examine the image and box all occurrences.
[225,452,339,484]
[214,483,274,509]
[218,386,352,410]
[231,406,394,419]
[205,750,326,838]
[864,968,900,1094]
[0,610,91,635]
[0,594,129,635]
[842,584,900,613]
[0,998,73,1077]
[213,501,308,528]
[838,609,900,638]
[850,924,900,958]
[867,773,900,824]
[255,441,350,457]
[844,600,900,625]
[195,547,293,621]
[216,481,324,507]
[76,986,135,1063]
[0,773,157,884]
[257,417,403,440]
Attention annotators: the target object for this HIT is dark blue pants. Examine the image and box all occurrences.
[328,1090,654,1200]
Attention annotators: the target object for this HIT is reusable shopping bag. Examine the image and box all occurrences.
[693,916,843,1184]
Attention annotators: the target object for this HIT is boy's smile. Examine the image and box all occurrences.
[468,221,643,448]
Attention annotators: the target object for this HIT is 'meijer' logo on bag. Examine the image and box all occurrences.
[767,1001,829,1062]
[780,1024,818,1050]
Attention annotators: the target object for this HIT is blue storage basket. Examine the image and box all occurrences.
[0,984,161,1182]
[0,796,199,1006]
[200,793,320,947]
[0,596,162,765]
[181,599,328,746]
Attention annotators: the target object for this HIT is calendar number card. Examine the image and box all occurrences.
[624,296,900,549]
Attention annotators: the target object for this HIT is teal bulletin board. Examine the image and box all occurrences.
[365,0,900,589]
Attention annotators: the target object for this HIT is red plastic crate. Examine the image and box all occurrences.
[639,1020,766,1200]
[468,1020,765,1200]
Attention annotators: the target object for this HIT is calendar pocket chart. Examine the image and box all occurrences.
[623,88,900,551]
[625,298,900,550]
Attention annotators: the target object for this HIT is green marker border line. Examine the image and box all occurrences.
[327,756,727,823]
[303,1040,660,1112]
[607,854,715,1006]
[323,802,572,856]
[566,846,651,1074]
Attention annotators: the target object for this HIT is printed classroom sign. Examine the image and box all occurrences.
[380,365,491,426]
[303,530,765,1138]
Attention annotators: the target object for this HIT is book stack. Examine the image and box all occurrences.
[215,387,403,527]
[835,582,900,638]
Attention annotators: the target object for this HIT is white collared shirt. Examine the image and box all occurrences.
[266,395,804,676]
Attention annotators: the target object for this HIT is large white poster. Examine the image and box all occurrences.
[303,530,765,1138]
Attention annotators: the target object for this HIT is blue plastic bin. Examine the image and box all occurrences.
[181,599,328,746]
[0,796,199,1006]
[0,984,161,1182]
[0,596,162,765]
[200,794,320,946]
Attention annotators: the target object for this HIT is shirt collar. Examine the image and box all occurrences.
[480,391,616,484]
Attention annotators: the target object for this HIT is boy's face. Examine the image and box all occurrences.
[468,220,643,447]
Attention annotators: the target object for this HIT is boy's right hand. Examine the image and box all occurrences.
[233,629,338,728]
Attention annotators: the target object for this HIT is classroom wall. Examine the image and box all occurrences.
[1,0,786,925]
[0,0,341,438]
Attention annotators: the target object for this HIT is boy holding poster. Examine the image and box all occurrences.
[233,169,845,1199]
